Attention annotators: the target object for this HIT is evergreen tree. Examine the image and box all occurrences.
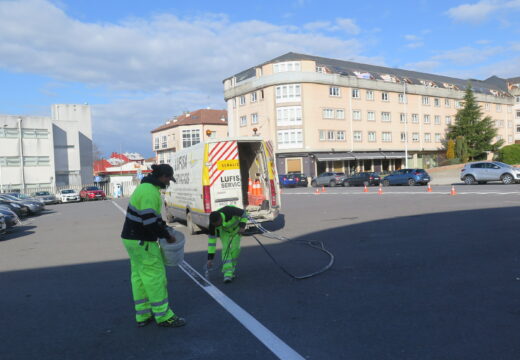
[446,139,455,159]
[446,84,503,160]
[455,136,469,163]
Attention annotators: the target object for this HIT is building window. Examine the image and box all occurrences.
[400,132,407,142]
[260,90,264,100]
[424,114,430,124]
[0,128,19,138]
[154,137,159,150]
[182,129,200,148]
[434,98,440,107]
[251,113,259,125]
[516,111,520,119]
[352,88,360,99]
[381,92,389,101]
[400,113,407,123]
[367,111,375,121]
[240,116,247,127]
[352,110,361,121]
[277,106,302,126]
[435,133,441,143]
[353,131,362,142]
[23,156,50,166]
[516,96,520,103]
[316,66,324,73]
[251,92,257,103]
[398,93,407,104]
[327,130,335,140]
[336,109,345,119]
[455,101,463,108]
[232,98,237,109]
[424,133,431,143]
[496,104,502,112]
[509,135,514,143]
[422,96,430,105]
[368,131,376,142]
[516,125,520,133]
[273,61,301,73]
[445,99,450,107]
[277,129,303,149]
[323,108,335,119]
[319,130,326,141]
[497,135,503,141]
[412,132,419,142]
[381,112,391,122]
[336,131,346,141]
[329,87,341,97]
[276,84,301,103]
[22,128,49,139]
[484,103,490,111]
[412,114,419,124]
[445,116,452,125]
[382,132,392,142]
[161,135,167,148]
[239,95,246,105]
[508,120,513,128]
[434,115,441,125]
[366,90,374,101]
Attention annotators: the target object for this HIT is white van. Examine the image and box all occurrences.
[163,137,281,234]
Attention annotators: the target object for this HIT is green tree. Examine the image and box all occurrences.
[497,144,520,164]
[446,84,503,160]
[446,139,455,159]
[455,136,469,163]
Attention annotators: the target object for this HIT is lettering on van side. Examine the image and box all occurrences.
[220,175,241,189]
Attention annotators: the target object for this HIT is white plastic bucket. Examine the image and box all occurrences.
[159,228,185,267]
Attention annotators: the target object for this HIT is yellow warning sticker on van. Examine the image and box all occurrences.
[217,159,239,171]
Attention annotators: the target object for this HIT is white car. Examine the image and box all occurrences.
[58,189,81,203]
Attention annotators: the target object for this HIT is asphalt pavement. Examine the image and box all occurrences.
[2,184,520,359]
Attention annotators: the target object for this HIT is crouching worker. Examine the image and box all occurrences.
[121,164,186,328]
[206,205,248,283]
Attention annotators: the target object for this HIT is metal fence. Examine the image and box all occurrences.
[0,181,139,198]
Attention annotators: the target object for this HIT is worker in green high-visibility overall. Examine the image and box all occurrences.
[121,164,186,328]
[206,206,248,283]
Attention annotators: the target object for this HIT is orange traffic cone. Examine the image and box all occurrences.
[363,184,369,193]
[450,185,457,196]
[427,183,432,192]
[378,184,383,195]
[248,178,253,195]
[321,186,326,193]
[315,188,320,195]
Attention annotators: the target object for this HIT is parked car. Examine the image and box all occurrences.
[31,191,59,204]
[382,169,431,186]
[0,198,29,217]
[311,172,347,187]
[0,206,20,228]
[0,194,45,215]
[288,172,309,187]
[0,214,6,235]
[80,186,106,201]
[278,174,297,188]
[58,189,81,203]
[343,172,381,187]
[460,161,520,185]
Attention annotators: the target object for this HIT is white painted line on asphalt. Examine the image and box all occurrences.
[110,200,305,360]
[283,191,520,196]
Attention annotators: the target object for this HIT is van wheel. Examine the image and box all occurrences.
[165,211,175,223]
[186,212,199,235]
[501,173,514,185]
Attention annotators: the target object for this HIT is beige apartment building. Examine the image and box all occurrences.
[151,109,227,164]
[223,52,519,176]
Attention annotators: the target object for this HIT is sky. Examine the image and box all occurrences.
[1,0,519,157]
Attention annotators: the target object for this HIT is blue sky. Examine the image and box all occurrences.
[1,0,519,157]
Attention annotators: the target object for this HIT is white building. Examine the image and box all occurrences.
[0,104,93,192]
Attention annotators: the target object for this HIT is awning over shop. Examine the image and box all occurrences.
[314,151,409,161]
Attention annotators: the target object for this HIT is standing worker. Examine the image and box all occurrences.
[206,206,248,283]
[120,164,186,328]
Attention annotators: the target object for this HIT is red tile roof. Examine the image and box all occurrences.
[151,109,227,133]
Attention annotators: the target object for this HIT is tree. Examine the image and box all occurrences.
[445,84,503,160]
[455,136,469,163]
[497,144,520,164]
[92,142,104,162]
[446,139,455,159]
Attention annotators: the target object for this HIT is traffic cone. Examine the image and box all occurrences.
[363,184,369,193]
[427,183,432,192]
[378,184,383,195]
[248,178,253,195]
[450,185,457,196]
[315,188,320,195]
[321,186,326,193]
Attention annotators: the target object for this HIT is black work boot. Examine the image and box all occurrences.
[158,315,186,328]
[137,317,153,328]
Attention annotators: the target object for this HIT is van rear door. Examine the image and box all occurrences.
[207,140,243,209]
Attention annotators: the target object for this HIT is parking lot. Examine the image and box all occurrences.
[2,184,520,359]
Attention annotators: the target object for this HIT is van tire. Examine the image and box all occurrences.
[187,212,199,235]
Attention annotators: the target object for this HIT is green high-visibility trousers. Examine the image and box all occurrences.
[220,231,241,277]
[122,239,175,323]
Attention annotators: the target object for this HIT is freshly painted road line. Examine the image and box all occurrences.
[111,200,305,360]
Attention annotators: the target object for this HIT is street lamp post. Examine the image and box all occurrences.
[403,82,409,168]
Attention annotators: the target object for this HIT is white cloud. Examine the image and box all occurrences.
[334,18,361,35]
[432,46,504,65]
[303,21,332,32]
[404,34,420,41]
[406,42,424,49]
[404,60,441,73]
[446,0,520,23]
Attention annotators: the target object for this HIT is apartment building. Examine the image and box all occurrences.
[0,104,93,192]
[223,52,518,176]
[151,109,227,164]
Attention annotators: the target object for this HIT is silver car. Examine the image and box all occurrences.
[460,161,520,185]
[311,172,347,187]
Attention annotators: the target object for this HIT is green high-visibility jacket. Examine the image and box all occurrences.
[208,206,247,260]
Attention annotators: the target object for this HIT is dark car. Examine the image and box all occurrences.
[288,173,308,187]
[0,206,20,228]
[80,186,106,201]
[278,174,297,188]
[0,194,44,215]
[343,172,381,187]
[382,169,431,186]
[0,199,29,217]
